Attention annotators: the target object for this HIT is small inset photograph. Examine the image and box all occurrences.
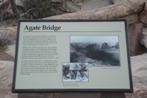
[62,63,89,82]
[70,36,120,66]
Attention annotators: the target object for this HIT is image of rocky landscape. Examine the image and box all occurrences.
[1,0,147,98]
[70,36,120,66]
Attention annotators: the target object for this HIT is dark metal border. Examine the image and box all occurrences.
[12,19,133,93]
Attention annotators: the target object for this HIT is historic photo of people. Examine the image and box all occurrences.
[70,36,120,66]
[62,63,88,82]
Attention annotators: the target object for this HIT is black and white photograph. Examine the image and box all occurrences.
[70,36,120,66]
[63,63,88,82]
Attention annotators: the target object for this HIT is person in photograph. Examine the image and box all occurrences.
[79,64,88,79]
[72,64,80,79]
[63,64,70,79]
[69,70,76,79]
[63,63,77,80]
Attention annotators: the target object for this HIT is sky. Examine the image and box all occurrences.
[70,36,118,43]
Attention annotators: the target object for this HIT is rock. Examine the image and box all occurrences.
[72,0,83,3]
[131,53,147,87]
[141,27,147,49]
[45,0,145,19]
[139,1,147,26]
[6,44,16,58]
[0,0,14,21]
[125,14,139,24]
[67,1,81,12]
[128,23,144,56]
[67,0,111,12]
[81,0,109,11]
[0,61,17,98]
[126,53,147,98]
[51,0,62,3]
[3,27,17,41]
[112,0,127,4]
[0,0,9,8]
[0,26,17,46]
[15,0,23,7]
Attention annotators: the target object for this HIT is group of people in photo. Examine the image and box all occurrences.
[63,63,88,82]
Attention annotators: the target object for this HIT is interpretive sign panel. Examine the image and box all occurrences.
[12,19,133,93]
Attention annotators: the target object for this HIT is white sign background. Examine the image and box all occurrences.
[12,20,133,93]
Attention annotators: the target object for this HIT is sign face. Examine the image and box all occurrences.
[12,19,133,93]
